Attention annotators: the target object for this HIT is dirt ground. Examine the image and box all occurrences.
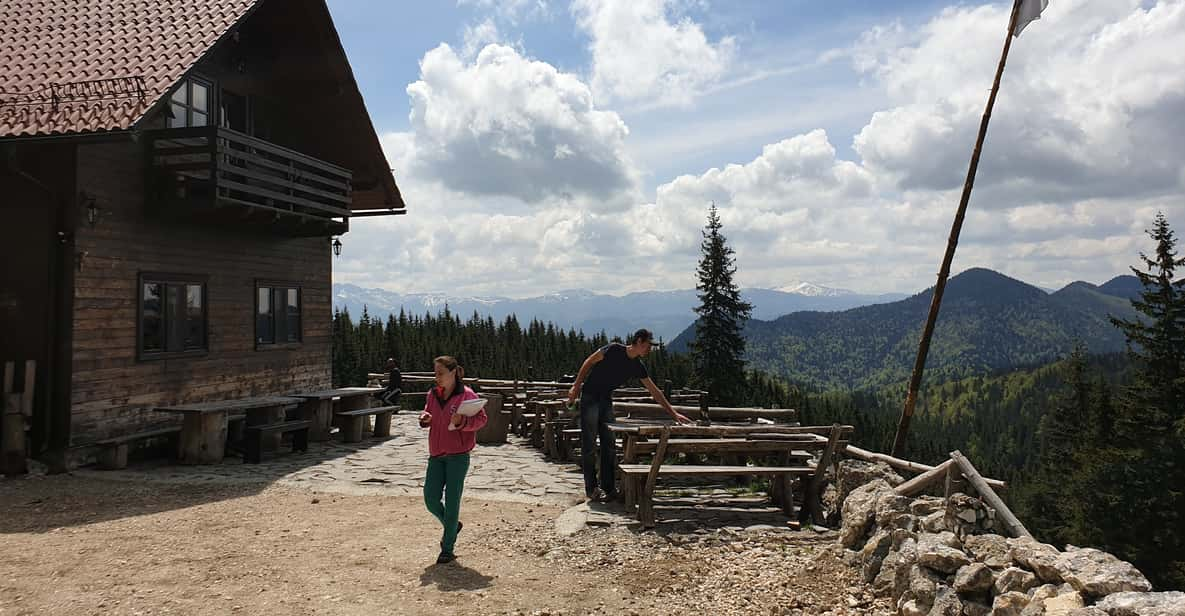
[0,475,888,616]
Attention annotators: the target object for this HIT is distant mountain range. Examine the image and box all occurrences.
[331,283,907,341]
[669,268,1143,389]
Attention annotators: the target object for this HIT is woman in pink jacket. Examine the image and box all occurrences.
[419,355,488,564]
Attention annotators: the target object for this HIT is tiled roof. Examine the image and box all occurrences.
[0,0,259,138]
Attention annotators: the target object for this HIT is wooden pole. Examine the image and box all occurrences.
[950,450,1032,538]
[892,0,1025,457]
[895,459,956,496]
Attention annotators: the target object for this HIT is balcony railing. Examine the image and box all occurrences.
[144,126,352,235]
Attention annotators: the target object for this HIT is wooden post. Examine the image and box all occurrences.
[950,450,1032,538]
[944,461,963,498]
[892,0,1025,458]
[639,426,670,528]
[805,424,841,524]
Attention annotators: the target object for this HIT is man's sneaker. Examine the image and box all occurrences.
[436,551,457,564]
[600,491,619,503]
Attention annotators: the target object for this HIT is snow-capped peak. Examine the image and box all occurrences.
[777,282,854,297]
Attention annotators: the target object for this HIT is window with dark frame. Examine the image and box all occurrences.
[167,77,212,128]
[139,275,207,358]
[256,283,302,346]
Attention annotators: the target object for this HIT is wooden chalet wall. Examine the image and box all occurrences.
[70,137,333,445]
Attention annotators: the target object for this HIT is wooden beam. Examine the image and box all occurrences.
[805,424,842,524]
[895,459,955,496]
[845,444,1007,491]
[639,426,670,528]
[950,450,1031,539]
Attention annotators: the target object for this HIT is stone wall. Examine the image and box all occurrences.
[832,460,1183,615]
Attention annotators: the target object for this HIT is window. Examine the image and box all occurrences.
[167,77,212,128]
[139,274,207,359]
[256,283,301,347]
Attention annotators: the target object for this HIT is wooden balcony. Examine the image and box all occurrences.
[144,126,352,236]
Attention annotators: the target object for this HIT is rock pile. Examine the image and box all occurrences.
[833,463,1182,615]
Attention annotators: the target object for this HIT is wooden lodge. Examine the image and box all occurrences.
[0,0,405,470]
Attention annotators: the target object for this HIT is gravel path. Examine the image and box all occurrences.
[0,415,889,615]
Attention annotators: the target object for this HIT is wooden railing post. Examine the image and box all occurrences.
[950,450,1032,539]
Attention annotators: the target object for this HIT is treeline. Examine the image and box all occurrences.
[330,306,794,408]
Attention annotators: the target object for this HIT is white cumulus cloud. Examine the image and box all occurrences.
[571,0,736,107]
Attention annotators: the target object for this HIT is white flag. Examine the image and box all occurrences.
[1013,0,1049,37]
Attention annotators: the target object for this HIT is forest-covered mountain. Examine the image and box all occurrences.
[670,268,1141,388]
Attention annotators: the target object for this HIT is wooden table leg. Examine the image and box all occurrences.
[247,406,284,451]
[178,411,226,464]
[338,396,372,435]
[300,399,332,442]
[639,427,669,528]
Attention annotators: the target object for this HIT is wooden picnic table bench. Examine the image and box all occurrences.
[614,424,848,528]
[291,387,384,441]
[335,405,398,442]
[153,395,304,464]
[95,426,183,469]
[244,420,311,463]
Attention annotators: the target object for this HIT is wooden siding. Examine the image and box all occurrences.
[70,139,332,444]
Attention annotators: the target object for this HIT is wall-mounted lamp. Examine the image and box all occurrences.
[80,192,99,228]
[332,237,342,257]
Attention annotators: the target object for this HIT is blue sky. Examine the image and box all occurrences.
[329,1,952,185]
[327,1,1185,298]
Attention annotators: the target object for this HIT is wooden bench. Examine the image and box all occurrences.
[334,405,397,443]
[618,463,816,527]
[627,438,813,460]
[616,424,847,528]
[244,420,311,464]
[95,426,183,470]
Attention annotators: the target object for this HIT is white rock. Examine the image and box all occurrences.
[1095,591,1185,616]
[996,567,1041,595]
[917,533,970,575]
[1010,537,1065,584]
[953,562,994,595]
[1054,547,1152,598]
[993,591,1031,616]
[839,480,893,549]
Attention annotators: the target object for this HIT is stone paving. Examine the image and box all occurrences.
[76,413,586,505]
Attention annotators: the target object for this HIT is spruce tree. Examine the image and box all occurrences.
[1105,212,1185,588]
[1025,345,1090,547]
[689,203,753,405]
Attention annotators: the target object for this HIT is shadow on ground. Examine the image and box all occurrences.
[420,562,496,592]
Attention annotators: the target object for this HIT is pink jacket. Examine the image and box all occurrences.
[422,385,488,457]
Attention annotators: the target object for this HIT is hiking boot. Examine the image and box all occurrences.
[436,551,456,564]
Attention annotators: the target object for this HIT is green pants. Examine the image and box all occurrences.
[424,452,470,554]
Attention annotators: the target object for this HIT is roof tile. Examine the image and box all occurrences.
[0,0,259,137]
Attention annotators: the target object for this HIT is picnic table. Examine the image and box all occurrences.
[153,395,303,464]
[291,387,384,441]
[609,423,852,527]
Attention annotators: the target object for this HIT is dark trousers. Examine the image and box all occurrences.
[376,389,400,406]
[580,390,616,496]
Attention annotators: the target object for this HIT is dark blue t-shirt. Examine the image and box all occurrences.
[583,343,648,394]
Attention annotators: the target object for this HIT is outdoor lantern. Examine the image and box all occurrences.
[332,237,342,257]
[81,193,98,227]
